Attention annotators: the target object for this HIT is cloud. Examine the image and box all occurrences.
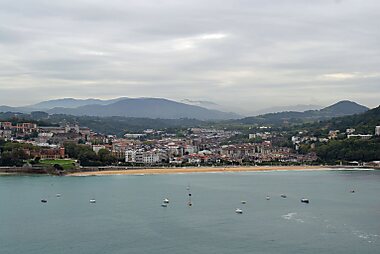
[0,0,379,111]
[172,33,228,50]
[320,72,380,81]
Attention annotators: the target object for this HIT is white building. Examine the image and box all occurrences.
[184,145,198,154]
[375,126,380,136]
[347,134,372,139]
[92,145,106,154]
[125,149,166,164]
[124,133,146,139]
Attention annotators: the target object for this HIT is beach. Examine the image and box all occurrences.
[68,165,328,176]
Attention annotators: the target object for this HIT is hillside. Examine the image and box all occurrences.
[238,100,369,125]
[306,105,380,134]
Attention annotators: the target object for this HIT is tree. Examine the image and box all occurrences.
[98,149,117,165]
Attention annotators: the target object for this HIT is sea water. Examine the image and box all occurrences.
[0,169,379,253]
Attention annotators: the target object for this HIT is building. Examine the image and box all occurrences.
[347,134,372,139]
[92,145,106,154]
[328,130,340,139]
[124,133,146,139]
[375,126,380,136]
[125,149,167,164]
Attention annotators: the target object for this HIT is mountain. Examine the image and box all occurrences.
[0,105,30,113]
[308,104,380,134]
[238,100,369,125]
[28,97,128,110]
[47,98,241,120]
[0,105,19,112]
[251,104,322,115]
[318,100,369,116]
[181,99,221,110]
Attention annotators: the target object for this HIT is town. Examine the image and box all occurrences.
[1,120,379,172]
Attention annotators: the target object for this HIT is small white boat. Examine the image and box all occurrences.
[235,208,243,214]
[241,200,247,204]
[56,194,61,197]
[163,198,169,204]
[161,203,168,207]
[301,198,309,204]
[89,199,96,203]
[281,194,287,198]
[266,196,271,200]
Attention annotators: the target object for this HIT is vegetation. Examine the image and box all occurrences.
[0,141,35,166]
[63,142,117,166]
[39,159,76,170]
[315,138,380,163]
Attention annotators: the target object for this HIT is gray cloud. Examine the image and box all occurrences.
[0,0,379,114]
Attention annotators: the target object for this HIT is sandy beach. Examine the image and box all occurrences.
[68,165,329,176]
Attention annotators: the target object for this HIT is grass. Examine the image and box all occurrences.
[39,159,77,170]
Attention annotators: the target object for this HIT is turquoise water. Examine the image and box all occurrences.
[1,170,380,253]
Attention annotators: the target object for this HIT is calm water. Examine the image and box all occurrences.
[1,169,380,254]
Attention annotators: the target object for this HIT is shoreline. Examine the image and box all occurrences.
[1,165,377,177]
[68,165,352,176]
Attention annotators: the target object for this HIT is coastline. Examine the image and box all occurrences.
[68,165,330,176]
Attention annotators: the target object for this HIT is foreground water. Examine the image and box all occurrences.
[1,169,379,254]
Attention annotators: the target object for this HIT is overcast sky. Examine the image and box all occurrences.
[0,0,379,113]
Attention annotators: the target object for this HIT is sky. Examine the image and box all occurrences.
[0,0,379,114]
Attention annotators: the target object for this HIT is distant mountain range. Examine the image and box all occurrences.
[28,97,128,110]
[0,98,369,122]
[46,98,242,120]
[0,97,241,120]
[237,100,369,125]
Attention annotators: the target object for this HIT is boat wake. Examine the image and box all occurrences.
[281,212,304,223]
[352,230,379,243]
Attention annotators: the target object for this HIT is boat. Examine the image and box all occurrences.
[89,199,96,203]
[161,203,168,207]
[187,185,193,207]
[266,196,271,200]
[41,199,47,203]
[163,198,169,204]
[241,200,247,204]
[281,194,287,198]
[56,194,61,197]
[235,208,243,214]
[301,198,309,203]
[350,190,355,193]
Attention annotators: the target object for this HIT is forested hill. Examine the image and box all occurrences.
[236,101,369,125]
[304,105,380,134]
